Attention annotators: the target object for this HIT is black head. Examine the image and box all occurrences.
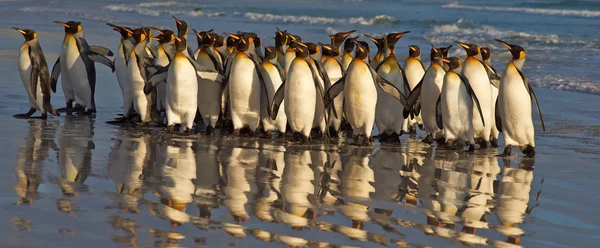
[343,37,357,54]
[174,36,187,52]
[321,44,339,57]
[107,23,132,40]
[357,40,370,55]
[13,27,37,41]
[495,39,526,60]
[439,45,452,58]
[194,29,214,48]
[151,28,175,44]
[430,44,442,61]
[329,30,356,47]
[275,27,288,47]
[456,41,480,57]
[226,36,237,48]
[385,31,410,50]
[365,35,385,50]
[293,41,309,58]
[305,42,319,55]
[264,46,277,60]
[230,34,252,52]
[55,21,82,34]
[442,57,462,70]
[172,15,188,37]
[286,34,302,45]
[213,33,225,47]
[409,45,421,57]
[480,47,491,61]
[132,28,149,44]
[353,40,369,59]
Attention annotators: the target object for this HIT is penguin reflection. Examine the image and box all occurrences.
[370,148,403,213]
[398,140,428,206]
[278,147,316,229]
[14,120,58,205]
[434,151,472,231]
[194,139,223,219]
[57,117,94,197]
[221,141,259,227]
[107,131,152,213]
[339,148,375,232]
[254,143,285,222]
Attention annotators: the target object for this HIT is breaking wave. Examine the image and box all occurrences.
[243,12,398,26]
[443,2,600,18]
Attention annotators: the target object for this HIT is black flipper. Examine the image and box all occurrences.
[368,64,409,107]
[495,97,502,133]
[478,60,501,88]
[405,77,423,118]
[304,57,330,135]
[270,82,285,120]
[311,58,332,89]
[436,95,443,129]
[29,43,51,102]
[75,38,97,98]
[459,73,485,127]
[185,53,225,83]
[148,44,158,59]
[205,48,224,74]
[518,69,545,131]
[323,76,345,119]
[144,66,168,94]
[89,45,114,57]
[50,57,60,93]
[88,51,115,72]
[272,62,286,82]
[30,64,40,100]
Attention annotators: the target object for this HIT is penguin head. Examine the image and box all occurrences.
[229,34,252,52]
[343,37,357,54]
[106,23,132,40]
[226,36,237,52]
[286,34,302,46]
[194,29,215,48]
[442,57,462,72]
[357,41,370,56]
[440,45,452,58]
[213,33,225,47]
[409,45,421,58]
[456,41,480,57]
[292,41,309,58]
[430,44,442,62]
[245,32,262,49]
[321,44,340,57]
[264,46,277,60]
[384,31,410,52]
[12,27,37,41]
[275,27,289,47]
[132,28,149,44]
[329,30,356,47]
[55,21,82,34]
[174,36,188,52]
[305,42,319,55]
[353,40,369,60]
[480,47,491,61]
[172,15,188,37]
[364,35,385,50]
[151,28,175,44]
[495,39,526,60]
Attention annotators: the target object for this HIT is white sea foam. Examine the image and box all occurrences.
[137,1,182,8]
[531,75,600,95]
[243,12,397,26]
[443,2,600,18]
[103,2,216,17]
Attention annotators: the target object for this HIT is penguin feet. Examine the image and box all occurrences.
[73,104,85,112]
[239,127,255,137]
[409,126,417,135]
[476,138,489,149]
[436,136,446,147]
[467,143,476,153]
[136,122,149,129]
[521,145,536,158]
[490,137,499,148]
[496,145,513,157]
[165,125,177,134]
[232,128,241,136]
[352,134,372,146]
[220,120,234,134]
[418,124,424,131]
[445,139,462,150]
[290,132,309,143]
[77,109,95,116]
[422,134,434,144]
[328,127,339,138]
[262,130,274,139]
[13,108,36,119]
[378,132,399,143]
[310,128,323,139]
[182,127,194,136]
[204,126,214,135]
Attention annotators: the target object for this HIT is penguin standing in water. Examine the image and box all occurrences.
[495,40,545,157]
[406,45,446,144]
[51,21,115,115]
[270,42,328,141]
[404,45,426,133]
[373,32,410,142]
[150,27,176,123]
[13,27,59,119]
[193,29,224,134]
[321,44,345,136]
[457,41,497,148]
[106,23,135,122]
[260,46,287,136]
[222,34,272,136]
[481,47,501,147]
[364,35,385,68]
[128,28,157,127]
[436,57,485,151]
[323,40,408,145]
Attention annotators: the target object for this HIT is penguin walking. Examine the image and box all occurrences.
[364,35,385,68]
[222,34,272,136]
[406,45,447,144]
[260,46,286,136]
[436,57,485,151]
[456,41,497,148]
[373,32,410,142]
[495,40,545,157]
[13,27,59,119]
[150,27,176,124]
[321,44,345,136]
[106,23,135,122]
[481,47,501,147]
[270,42,328,141]
[51,21,115,115]
[404,45,426,133]
[193,29,224,135]
[323,40,408,145]
[128,28,157,127]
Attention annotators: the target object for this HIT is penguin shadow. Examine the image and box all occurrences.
[14,119,59,205]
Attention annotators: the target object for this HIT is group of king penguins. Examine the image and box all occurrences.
[13,16,545,157]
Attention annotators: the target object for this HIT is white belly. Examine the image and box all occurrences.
[441,73,473,142]
[345,61,378,137]
[462,58,492,139]
[285,60,316,137]
[61,35,92,106]
[161,141,196,203]
[283,51,295,74]
[375,57,405,134]
[421,64,445,134]
[323,58,344,130]
[499,65,535,146]
[261,62,286,132]
[128,52,151,121]
[18,45,44,111]
[166,54,198,129]
[228,53,261,130]
[196,51,221,127]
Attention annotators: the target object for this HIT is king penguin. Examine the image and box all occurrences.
[457,41,497,148]
[13,27,59,119]
[404,45,426,133]
[260,46,287,136]
[321,44,345,136]
[150,27,176,124]
[328,30,355,61]
[373,32,410,142]
[283,33,301,74]
[51,21,115,115]
[436,57,485,151]
[106,23,135,122]
[270,42,328,141]
[323,40,408,145]
[481,47,501,147]
[128,28,157,127]
[306,42,331,137]
[495,39,545,157]
[172,16,194,56]
[440,45,452,71]
[365,35,385,68]
[193,29,224,134]
[274,28,289,67]
[341,37,357,71]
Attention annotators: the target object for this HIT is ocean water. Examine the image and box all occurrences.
[1,0,600,247]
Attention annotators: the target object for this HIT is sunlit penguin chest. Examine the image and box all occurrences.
[61,35,86,82]
[128,51,145,91]
[155,45,170,67]
[345,60,377,113]
[169,53,197,87]
[18,44,33,93]
[377,57,403,89]
[463,57,489,86]
[230,53,258,92]
[196,50,214,69]
[286,59,316,117]
[405,58,425,89]
[323,57,343,81]
[443,73,471,127]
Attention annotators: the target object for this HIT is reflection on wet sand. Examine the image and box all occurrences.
[12,119,542,247]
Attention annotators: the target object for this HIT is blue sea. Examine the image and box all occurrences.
[0,0,599,247]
